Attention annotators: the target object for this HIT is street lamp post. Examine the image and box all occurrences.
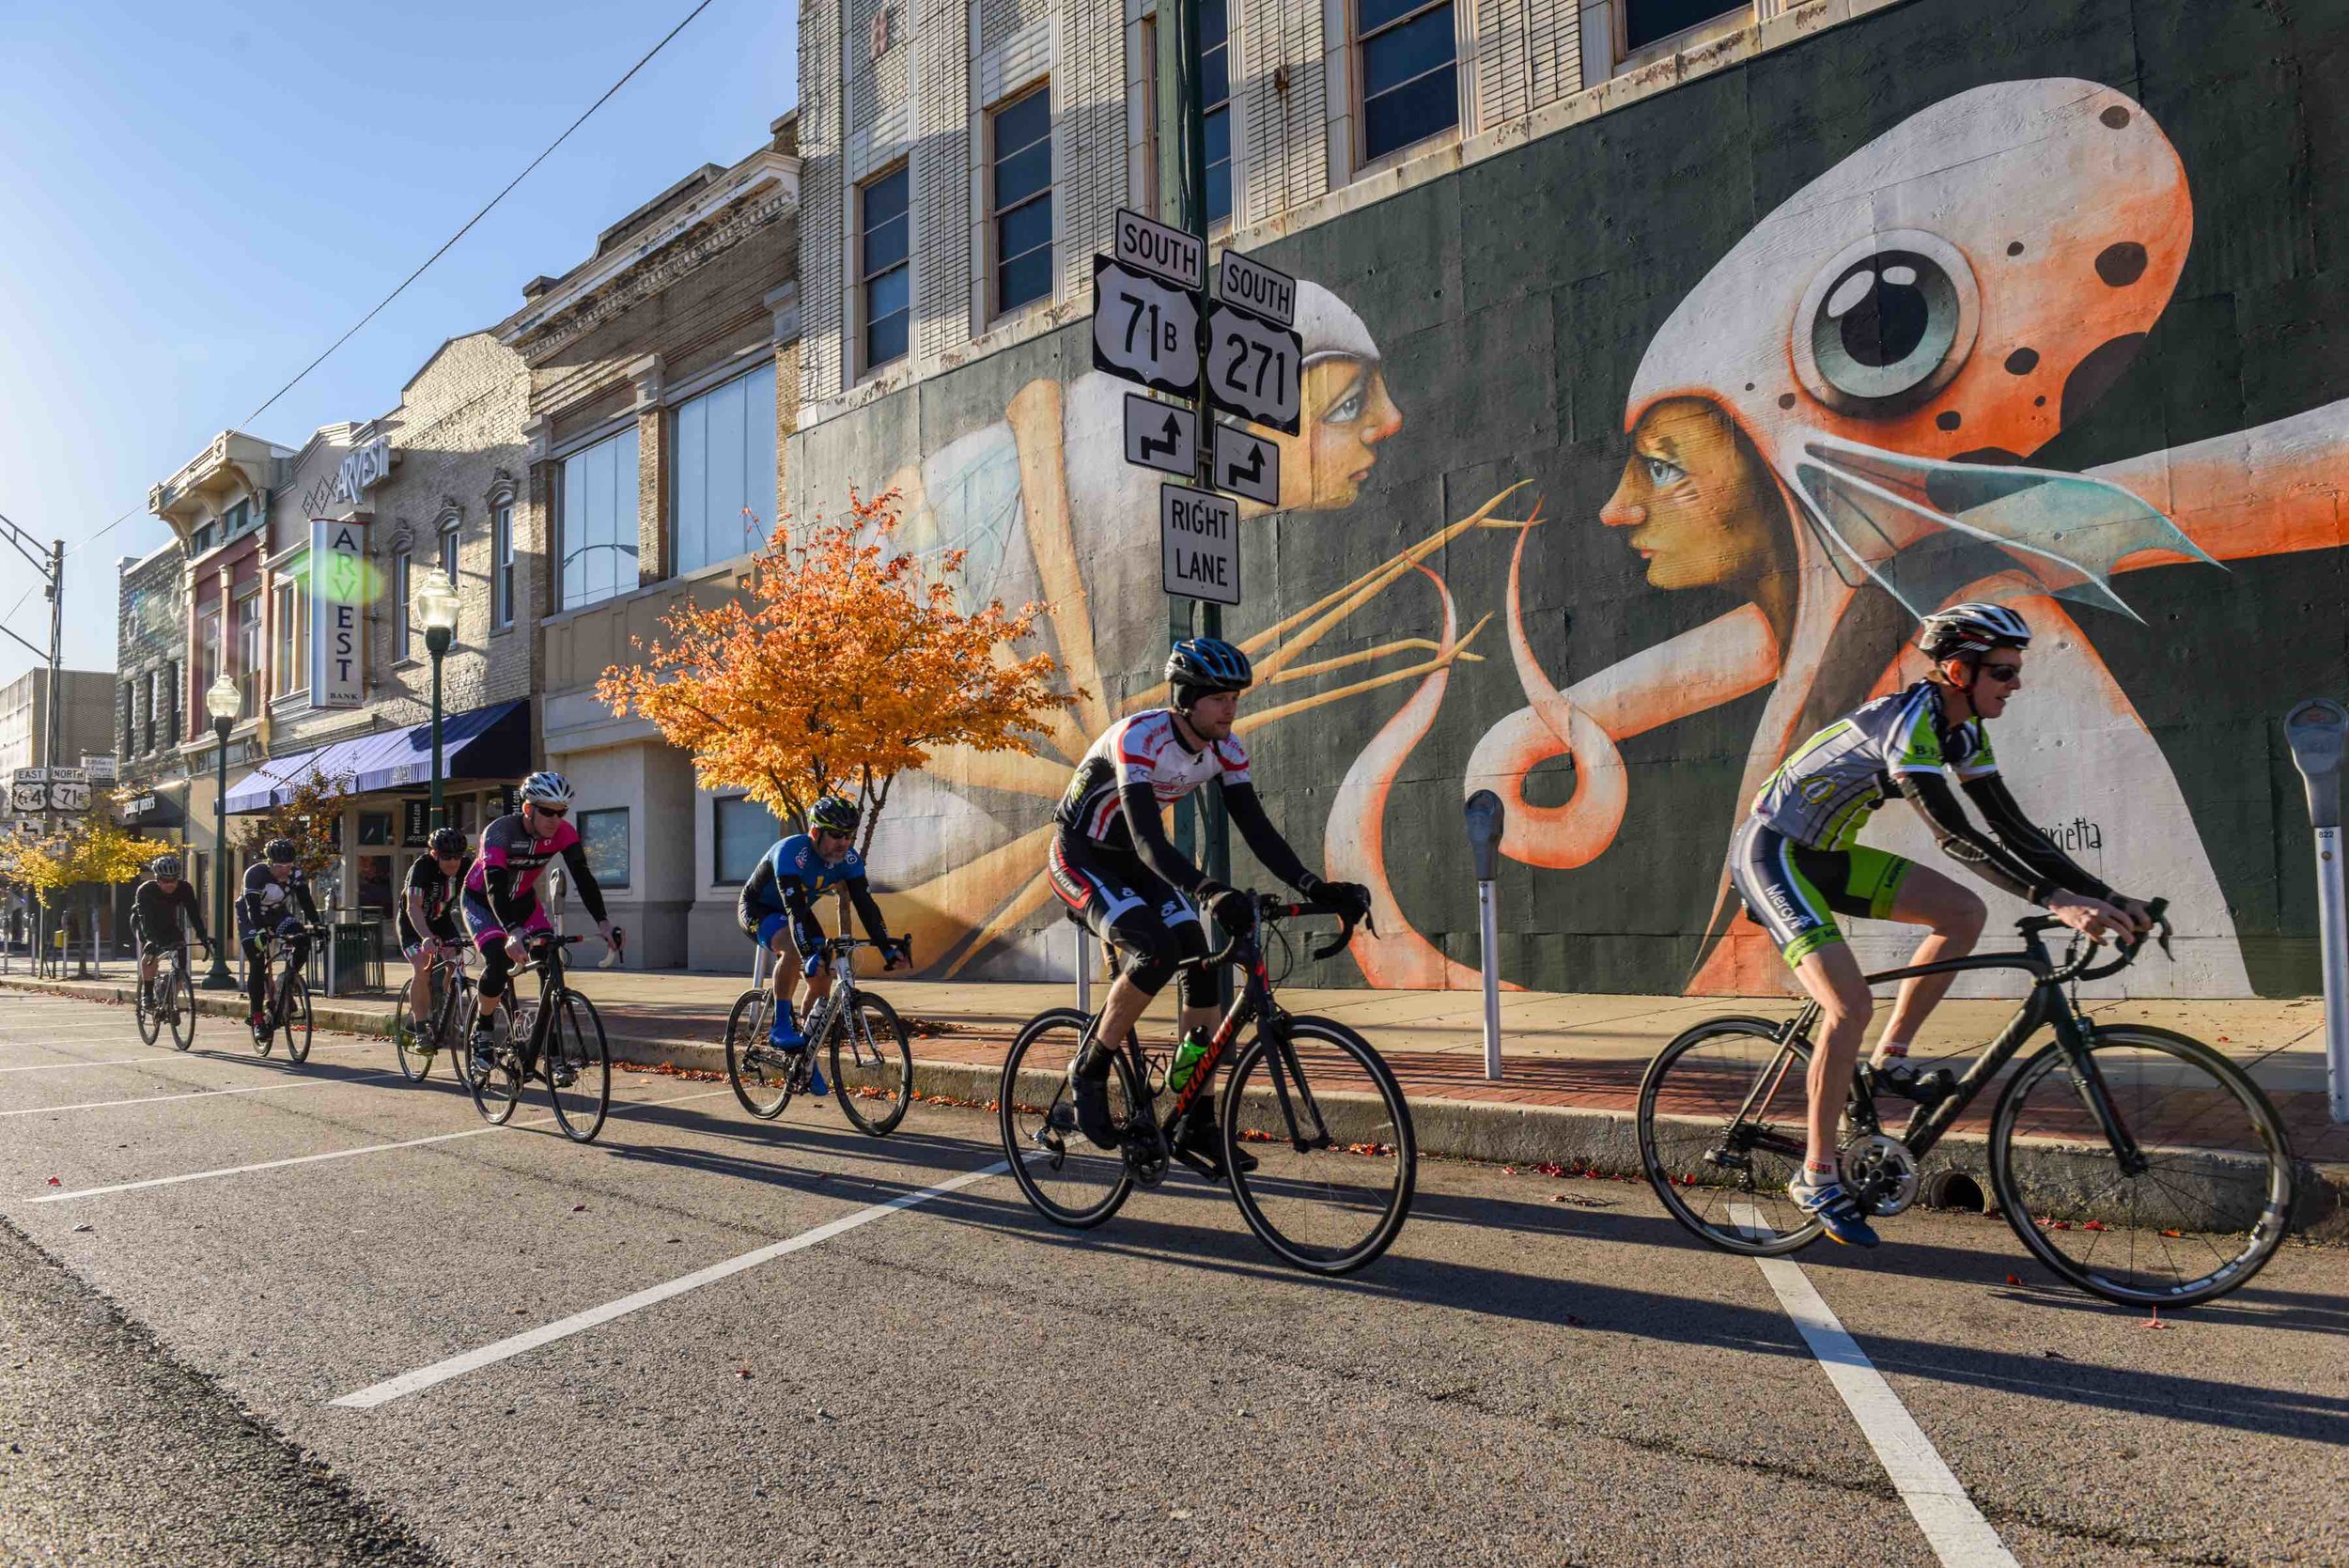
[416,575,461,831]
[201,675,241,989]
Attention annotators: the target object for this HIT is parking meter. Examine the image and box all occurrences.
[2285,700,2349,1122]
[1464,791,1506,1080]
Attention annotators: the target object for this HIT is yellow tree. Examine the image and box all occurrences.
[598,491,1083,943]
[233,765,351,879]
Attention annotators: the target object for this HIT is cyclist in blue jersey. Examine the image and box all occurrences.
[1731,602,2153,1246]
[736,795,908,1097]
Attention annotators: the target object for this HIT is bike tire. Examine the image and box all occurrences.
[281,972,312,1064]
[466,1020,522,1126]
[1990,1024,2296,1309]
[832,992,913,1137]
[134,968,162,1046]
[547,989,611,1143]
[998,1008,1135,1229]
[723,989,792,1120]
[393,990,432,1082]
[166,964,196,1052]
[1221,1017,1417,1275]
[1637,1016,1823,1256]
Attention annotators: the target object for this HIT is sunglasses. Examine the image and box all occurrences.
[529,803,568,818]
[1978,661,2023,684]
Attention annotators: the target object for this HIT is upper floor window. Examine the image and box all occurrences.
[1204,0,1233,227]
[198,611,222,706]
[146,667,164,753]
[392,549,413,662]
[1356,0,1457,165]
[672,362,779,574]
[990,85,1053,316]
[235,591,262,717]
[1623,1,1744,54]
[439,521,459,586]
[491,503,515,628]
[272,572,306,698]
[860,166,911,371]
[557,426,642,610]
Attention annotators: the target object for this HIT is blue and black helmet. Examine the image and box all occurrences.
[1164,638,1252,705]
[809,795,861,834]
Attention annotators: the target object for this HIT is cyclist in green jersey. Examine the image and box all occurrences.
[1729,601,2153,1246]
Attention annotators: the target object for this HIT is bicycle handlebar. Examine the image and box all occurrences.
[2046,896,2172,985]
[1194,893,1370,969]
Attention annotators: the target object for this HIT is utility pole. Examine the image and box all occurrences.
[0,517,67,970]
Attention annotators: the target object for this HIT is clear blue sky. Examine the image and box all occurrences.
[0,0,799,684]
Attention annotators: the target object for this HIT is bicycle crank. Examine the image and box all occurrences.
[1840,1133,1920,1217]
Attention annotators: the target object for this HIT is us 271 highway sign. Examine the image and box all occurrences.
[1205,301,1301,434]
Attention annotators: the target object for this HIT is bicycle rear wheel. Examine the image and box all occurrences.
[832,992,913,1136]
[547,989,611,1143]
[165,963,195,1052]
[1992,1024,2296,1308]
[998,1008,1135,1228]
[466,1020,523,1126]
[724,989,792,1120]
[1638,1017,1821,1255]
[1222,1017,1416,1275]
[280,972,312,1063]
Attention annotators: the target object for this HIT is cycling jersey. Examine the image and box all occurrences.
[737,833,890,949]
[237,862,319,937]
[397,852,471,946]
[464,812,609,927]
[132,878,207,949]
[1752,681,1996,850]
[1057,710,1253,851]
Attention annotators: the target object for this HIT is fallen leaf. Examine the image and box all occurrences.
[1169,1509,1192,1522]
[44,1177,59,1188]
[2040,1349,2068,1360]
[2005,1274,2023,1286]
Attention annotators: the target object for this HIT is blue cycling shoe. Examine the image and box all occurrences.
[1791,1176,1880,1248]
[767,1003,803,1051]
[805,1063,829,1099]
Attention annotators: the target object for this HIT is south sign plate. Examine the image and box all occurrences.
[1113,208,1205,292]
[1123,393,1199,478]
[1205,303,1301,434]
[1160,483,1241,606]
[1092,256,1201,397]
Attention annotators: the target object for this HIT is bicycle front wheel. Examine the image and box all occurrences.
[998,1008,1134,1229]
[393,989,433,1082]
[1638,1017,1821,1255]
[166,964,195,1052]
[280,973,312,1064]
[134,968,162,1046]
[546,989,611,1143]
[1991,1025,2296,1308]
[1222,1017,1416,1275]
[723,989,791,1120]
[832,992,913,1136]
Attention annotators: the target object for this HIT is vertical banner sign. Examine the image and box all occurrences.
[309,518,367,708]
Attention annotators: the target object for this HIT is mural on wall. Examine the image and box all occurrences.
[802,50,2349,998]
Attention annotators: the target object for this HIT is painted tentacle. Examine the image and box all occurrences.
[1326,564,1507,990]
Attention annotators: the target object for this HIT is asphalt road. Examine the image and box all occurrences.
[0,991,2340,1567]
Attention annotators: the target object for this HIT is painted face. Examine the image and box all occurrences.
[1601,397,1787,593]
[1182,689,1241,741]
[1274,360,1404,511]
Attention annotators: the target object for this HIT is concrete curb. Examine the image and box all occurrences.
[6,973,2340,1242]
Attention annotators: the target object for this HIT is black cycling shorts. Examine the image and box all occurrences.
[1046,831,1216,1009]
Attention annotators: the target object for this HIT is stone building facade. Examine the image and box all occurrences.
[502,116,802,970]
[113,540,192,845]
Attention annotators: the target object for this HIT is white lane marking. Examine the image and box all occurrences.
[1730,1206,2018,1568]
[332,1159,1010,1409]
[0,1055,163,1074]
[0,1071,395,1118]
[27,1086,739,1203]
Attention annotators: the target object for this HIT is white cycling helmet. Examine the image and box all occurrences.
[1916,601,2032,660]
[520,770,576,808]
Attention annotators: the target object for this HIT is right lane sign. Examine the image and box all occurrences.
[1205,301,1301,434]
[1160,483,1241,606]
[1093,256,1202,397]
[1213,422,1281,506]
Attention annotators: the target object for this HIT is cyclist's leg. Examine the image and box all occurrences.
[753,913,803,1045]
[463,893,514,1062]
[402,938,435,1025]
[1865,857,1985,1066]
[1049,836,1180,1142]
[241,933,271,1019]
[276,919,311,994]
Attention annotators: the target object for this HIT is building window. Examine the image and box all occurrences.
[392,548,412,661]
[491,504,515,627]
[713,795,783,883]
[990,85,1054,316]
[579,807,630,891]
[235,592,262,718]
[1623,0,1744,54]
[146,668,163,753]
[439,522,459,586]
[671,362,779,575]
[860,165,911,371]
[120,692,133,763]
[199,611,222,709]
[271,573,306,697]
[163,662,179,745]
[557,426,643,610]
[1204,0,1233,226]
[1356,0,1457,164]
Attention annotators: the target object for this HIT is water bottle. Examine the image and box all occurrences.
[1166,1027,1210,1094]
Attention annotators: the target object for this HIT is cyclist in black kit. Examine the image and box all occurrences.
[398,828,472,1040]
[131,854,208,1007]
[239,838,321,1040]
[1049,637,1371,1156]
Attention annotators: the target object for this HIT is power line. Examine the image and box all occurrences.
[45,0,722,565]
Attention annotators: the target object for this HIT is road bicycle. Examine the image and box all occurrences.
[1637,901,2298,1307]
[244,924,324,1063]
[723,935,914,1136]
[133,935,201,1052]
[392,942,473,1083]
[998,895,1415,1277]
[464,930,614,1142]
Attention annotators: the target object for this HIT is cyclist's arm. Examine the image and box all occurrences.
[773,875,824,946]
[1893,773,2052,904]
[480,862,531,927]
[289,877,321,925]
[1117,782,1210,894]
[1221,782,1314,891]
[404,882,433,935]
[555,840,612,924]
[1960,773,2116,902]
[841,874,892,945]
[236,880,267,933]
[178,883,210,946]
[736,859,778,936]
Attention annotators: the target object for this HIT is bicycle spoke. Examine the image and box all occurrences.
[1224,1019,1414,1274]
[998,1011,1135,1229]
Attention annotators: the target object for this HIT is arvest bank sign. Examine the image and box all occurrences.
[309,518,366,708]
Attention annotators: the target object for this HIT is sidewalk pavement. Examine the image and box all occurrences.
[6,965,2340,1234]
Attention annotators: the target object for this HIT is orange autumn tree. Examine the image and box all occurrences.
[597,489,1083,863]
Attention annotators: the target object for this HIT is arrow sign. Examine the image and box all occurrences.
[1122,393,1199,478]
[1092,256,1202,397]
[1213,423,1282,506]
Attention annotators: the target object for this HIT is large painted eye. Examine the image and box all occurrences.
[1792,229,1979,416]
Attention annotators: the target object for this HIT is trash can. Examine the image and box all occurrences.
[323,920,380,997]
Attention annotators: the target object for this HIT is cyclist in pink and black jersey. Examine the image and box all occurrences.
[460,770,621,1083]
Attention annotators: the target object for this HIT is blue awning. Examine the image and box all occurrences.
[226,699,531,814]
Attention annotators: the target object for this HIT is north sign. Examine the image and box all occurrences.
[1092,256,1201,398]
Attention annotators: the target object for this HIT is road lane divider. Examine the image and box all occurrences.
[0,1071,399,1118]
[330,1158,1011,1410]
[0,1055,162,1074]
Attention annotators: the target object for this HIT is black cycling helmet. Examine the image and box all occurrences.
[1164,638,1252,708]
[265,837,298,865]
[428,827,467,857]
[149,854,182,880]
[809,795,860,834]
[1916,601,2032,661]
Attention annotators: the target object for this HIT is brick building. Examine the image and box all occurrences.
[501,116,801,969]
[113,539,192,846]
